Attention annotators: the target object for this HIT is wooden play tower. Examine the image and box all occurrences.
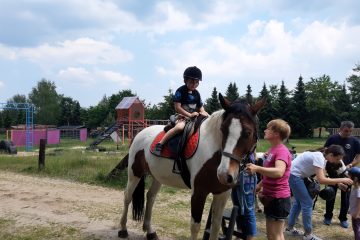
[115,96,146,143]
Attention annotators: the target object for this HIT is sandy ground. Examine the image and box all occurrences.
[0,171,147,239]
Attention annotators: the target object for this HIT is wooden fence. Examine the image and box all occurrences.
[327,128,360,137]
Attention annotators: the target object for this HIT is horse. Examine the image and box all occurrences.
[118,93,265,240]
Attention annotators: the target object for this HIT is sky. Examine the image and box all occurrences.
[0,0,360,108]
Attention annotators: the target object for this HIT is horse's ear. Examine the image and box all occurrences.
[219,93,231,110]
[250,97,266,115]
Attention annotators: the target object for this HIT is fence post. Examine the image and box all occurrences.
[38,139,46,170]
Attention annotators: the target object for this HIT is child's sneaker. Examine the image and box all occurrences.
[154,143,163,156]
[303,233,322,240]
[285,227,303,236]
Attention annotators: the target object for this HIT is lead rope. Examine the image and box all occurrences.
[235,154,257,215]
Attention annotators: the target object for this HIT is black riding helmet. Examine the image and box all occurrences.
[183,66,202,81]
[319,185,336,201]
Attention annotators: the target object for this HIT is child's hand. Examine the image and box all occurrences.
[200,111,209,117]
[190,112,199,118]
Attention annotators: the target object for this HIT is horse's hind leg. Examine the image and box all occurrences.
[119,176,141,238]
[143,178,162,240]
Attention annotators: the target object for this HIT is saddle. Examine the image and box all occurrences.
[150,115,207,188]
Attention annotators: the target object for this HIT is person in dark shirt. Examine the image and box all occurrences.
[154,66,209,155]
[323,121,360,228]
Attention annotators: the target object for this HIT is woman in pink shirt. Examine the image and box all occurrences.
[247,119,292,240]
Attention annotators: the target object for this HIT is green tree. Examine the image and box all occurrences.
[2,94,28,126]
[145,89,175,120]
[204,87,221,114]
[29,79,60,125]
[332,83,352,124]
[158,89,175,119]
[277,81,291,122]
[245,85,253,104]
[347,64,360,125]
[288,75,311,137]
[59,96,82,126]
[86,95,109,129]
[257,83,274,135]
[225,82,239,101]
[305,75,338,137]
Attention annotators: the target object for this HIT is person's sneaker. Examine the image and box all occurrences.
[323,218,332,225]
[285,227,303,236]
[303,233,322,240]
[340,220,349,228]
[154,143,163,156]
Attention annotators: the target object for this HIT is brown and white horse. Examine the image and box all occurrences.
[118,94,265,240]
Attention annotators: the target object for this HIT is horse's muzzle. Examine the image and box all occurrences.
[217,169,237,186]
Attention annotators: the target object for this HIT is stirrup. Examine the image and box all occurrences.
[172,160,181,174]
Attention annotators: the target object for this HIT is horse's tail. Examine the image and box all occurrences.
[106,153,129,179]
[132,175,145,221]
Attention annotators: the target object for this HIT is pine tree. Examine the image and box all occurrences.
[245,85,253,104]
[277,81,290,122]
[225,82,239,101]
[289,75,311,137]
[332,83,352,125]
[204,87,221,114]
[257,83,274,135]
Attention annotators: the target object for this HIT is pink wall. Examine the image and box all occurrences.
[11,129,60,146]
[80,128,87,142]
[47,130,60,145]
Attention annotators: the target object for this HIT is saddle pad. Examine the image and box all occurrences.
[150,130,200,160]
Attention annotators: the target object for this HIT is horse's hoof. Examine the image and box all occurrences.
[146,232,159,240]
[118,229,128,238]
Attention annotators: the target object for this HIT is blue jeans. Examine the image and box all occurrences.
[288,174,313,234]
[231,172,257,236]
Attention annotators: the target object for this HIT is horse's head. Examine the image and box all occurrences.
[217,93,265,186]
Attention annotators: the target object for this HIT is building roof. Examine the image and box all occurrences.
[115,96,142,109]
[57,125,85,130]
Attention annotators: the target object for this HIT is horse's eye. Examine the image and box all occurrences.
[243,131,251,137]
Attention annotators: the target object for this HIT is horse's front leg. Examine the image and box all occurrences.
[190,191,208,240]
[209,190,231,240]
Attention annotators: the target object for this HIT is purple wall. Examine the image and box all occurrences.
[11,129,60,146]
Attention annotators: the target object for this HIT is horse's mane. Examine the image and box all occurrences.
[206,109,225,129]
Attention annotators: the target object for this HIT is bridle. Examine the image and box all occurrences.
[221,115,259,172]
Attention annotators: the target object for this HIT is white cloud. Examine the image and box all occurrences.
[20,38,133,66]
[58,67,132,86]
[157,19,360,91]
[58,67,95,86]
[96,70,132,85]
[0,44,17,60]
[0,81,4,88]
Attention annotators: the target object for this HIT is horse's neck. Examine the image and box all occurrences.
[201,110,224,148]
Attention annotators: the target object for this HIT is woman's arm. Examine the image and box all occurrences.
[315,167,353,185]
[246,160,286,178]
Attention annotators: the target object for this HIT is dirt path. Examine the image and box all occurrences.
[0,171,147,239]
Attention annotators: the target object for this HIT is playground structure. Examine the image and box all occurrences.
[0,102,35,151]
[89,96,169,148]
